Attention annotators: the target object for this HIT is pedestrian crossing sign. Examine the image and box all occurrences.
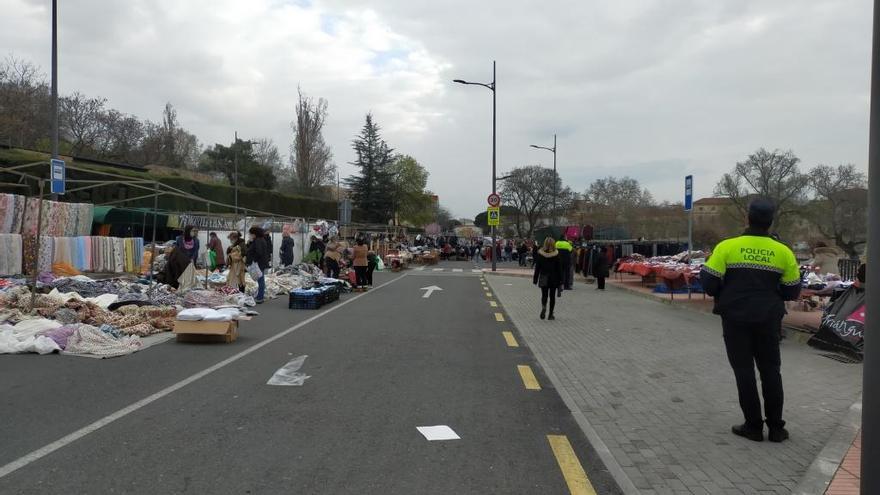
[487,207,500,226]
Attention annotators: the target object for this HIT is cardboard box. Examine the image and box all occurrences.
[173,320,238,343]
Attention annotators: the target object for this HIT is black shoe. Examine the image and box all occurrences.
[768,427,789,443]
[540,308,546,320]
[548,314,555,320]
[731,424,763,442]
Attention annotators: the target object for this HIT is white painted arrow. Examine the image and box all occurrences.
[420,285,443,298]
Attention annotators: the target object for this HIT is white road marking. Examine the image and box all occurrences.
[432,268,444,272]
[417,425,460,441]
[0,274,407,480]
[420,285,443,298]
[472,269,482,273]
[452,268,463,273]
[415,266,426,271]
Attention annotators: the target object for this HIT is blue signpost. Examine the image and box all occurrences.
[50,158,65,195]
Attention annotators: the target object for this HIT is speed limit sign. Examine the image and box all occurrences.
[487,193,501,207]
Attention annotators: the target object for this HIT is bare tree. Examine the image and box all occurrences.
[500,165,571,238]
[801,164,868,257]
[0,55,49,148]
[584,176,654,236]
[98,110,145,163]
[715,148,808,223]
[290,86,335,194]
[60,91,106,155]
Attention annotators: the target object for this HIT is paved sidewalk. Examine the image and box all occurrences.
[488,277,863,494]
[825,432,861,494]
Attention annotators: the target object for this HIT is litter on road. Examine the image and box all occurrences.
[267,355,311,386]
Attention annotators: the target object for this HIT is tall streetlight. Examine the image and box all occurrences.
[454,60,498,271]
[530,134,557,227]
[50,0,59,201]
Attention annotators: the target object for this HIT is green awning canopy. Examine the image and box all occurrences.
[92,206,168,226]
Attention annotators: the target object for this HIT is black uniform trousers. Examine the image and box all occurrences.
[722,318,785,429]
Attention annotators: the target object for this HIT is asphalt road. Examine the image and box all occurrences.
[0,261,621,494]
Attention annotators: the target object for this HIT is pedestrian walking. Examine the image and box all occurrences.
[555,237,574,292]
[352,237,369,291]
[700,197,801,443]
[280,231,295,267]
[207,232,225,270]
[246,226,270,304]
[226,232,246,293]
[533,237,563,320]
[517,242,528,267]
[591,245,610,290]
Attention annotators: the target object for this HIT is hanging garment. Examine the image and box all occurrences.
[0,234,23,275]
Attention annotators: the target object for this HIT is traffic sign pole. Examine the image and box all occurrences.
[685,176,693,251]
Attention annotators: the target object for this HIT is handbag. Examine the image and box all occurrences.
[538,273,549,288]
[247,262,263,280]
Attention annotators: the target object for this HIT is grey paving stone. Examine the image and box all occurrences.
[489,276,863,495]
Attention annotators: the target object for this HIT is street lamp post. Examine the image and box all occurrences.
[530,134,558,227]
[454,60,498,272]
[50,0,59,201]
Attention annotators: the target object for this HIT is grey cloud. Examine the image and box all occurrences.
[1,0,871,220]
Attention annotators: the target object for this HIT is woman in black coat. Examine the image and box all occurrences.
[591,245,610,290]
[532,237,563,320]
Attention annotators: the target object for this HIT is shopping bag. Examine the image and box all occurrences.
[376,258,385,271]
[247,262,263,280]
[208,250,217,270]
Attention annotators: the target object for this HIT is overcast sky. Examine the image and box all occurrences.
[2,0,872,218]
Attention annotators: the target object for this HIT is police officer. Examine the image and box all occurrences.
[700,197,801,443]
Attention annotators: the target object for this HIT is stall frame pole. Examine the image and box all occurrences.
[28,180,46,313]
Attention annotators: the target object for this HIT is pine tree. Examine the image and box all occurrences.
[345,113,395,223]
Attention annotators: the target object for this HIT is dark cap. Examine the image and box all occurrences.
[748,197,776,229]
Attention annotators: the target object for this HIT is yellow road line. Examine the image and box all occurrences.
[485,292,493,298]
[547,435,597,495]
[517,365,541,390]
[494,312,505,322]
[502,331,518,347]
[489,301,498,307]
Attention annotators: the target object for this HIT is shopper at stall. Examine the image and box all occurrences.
[175,225,200,265]
[264,231,274,269]
[324,236,342,279]
[366,250,379,288]
[246,226,270,304]
[555,237,574,293]
[207,232,225,270]
[591,244,610,290]
[700,197,801,443]
[280,232,295,267]
[533,237,563,320]
[352,237,369,291]
[226,232,246,293]
[160,242,191,290]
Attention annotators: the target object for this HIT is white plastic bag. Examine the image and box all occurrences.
[247,262,263,280]
[267,355,310,386]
